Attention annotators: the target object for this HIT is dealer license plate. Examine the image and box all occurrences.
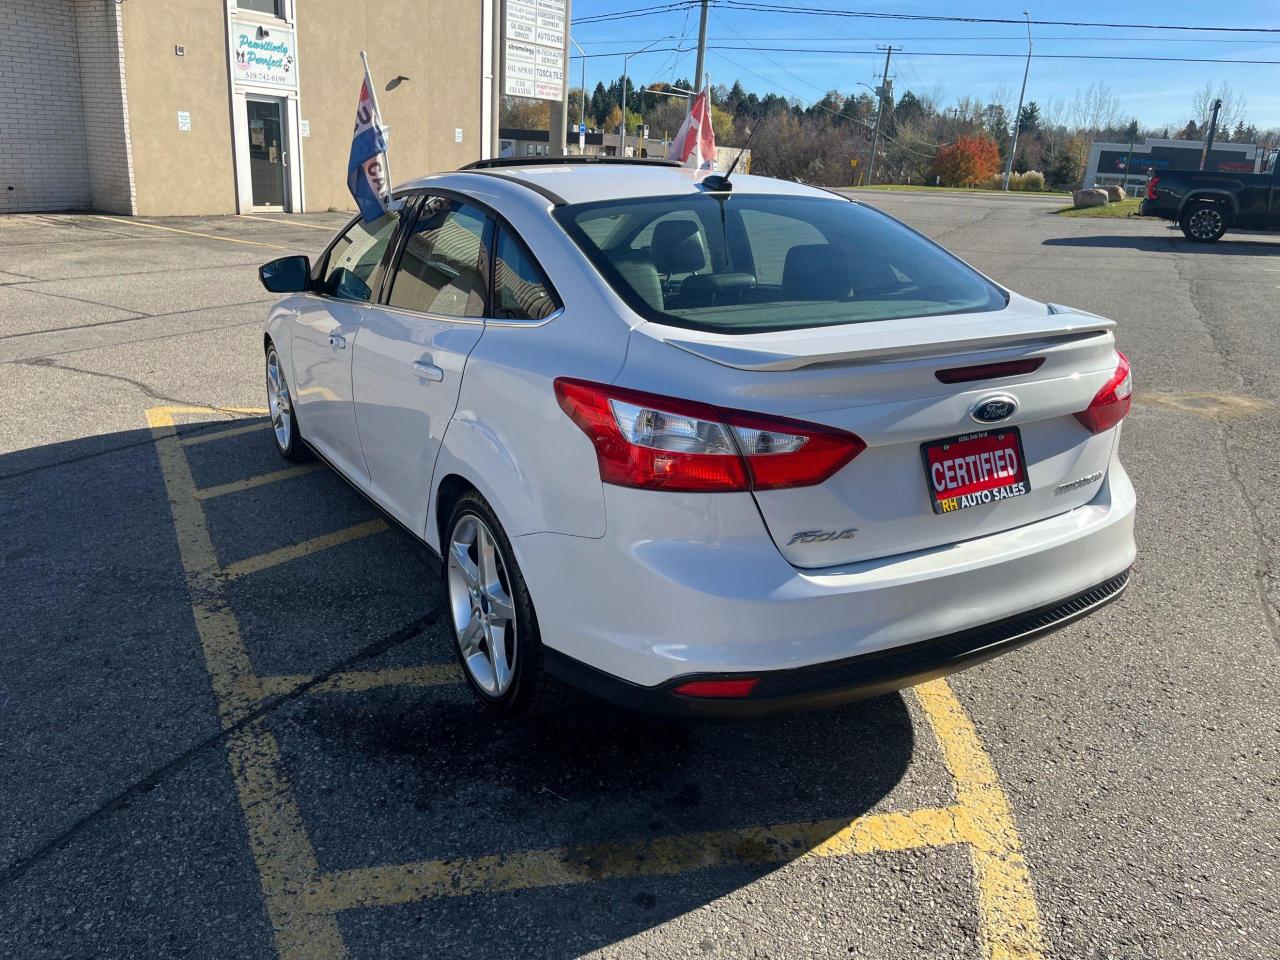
[921,428,1030,514]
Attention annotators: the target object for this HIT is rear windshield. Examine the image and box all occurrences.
[554,193,1006,334]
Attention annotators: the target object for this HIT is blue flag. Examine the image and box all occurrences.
[348,72,390,222]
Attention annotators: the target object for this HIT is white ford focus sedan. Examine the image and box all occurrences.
[258,158,1135,717]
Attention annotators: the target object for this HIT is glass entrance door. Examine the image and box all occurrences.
[246,98,287,209]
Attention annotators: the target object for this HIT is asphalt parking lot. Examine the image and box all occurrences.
[1,194,1277,960]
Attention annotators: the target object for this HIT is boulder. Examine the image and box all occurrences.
[1105,185,1127,202]
[1073,189,1109,209]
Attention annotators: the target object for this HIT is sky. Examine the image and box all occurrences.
[570,1,1280,131]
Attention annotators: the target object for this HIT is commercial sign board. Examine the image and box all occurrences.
[503,0,566,101]
[1097,144,1256,177]
[231,21,298,89]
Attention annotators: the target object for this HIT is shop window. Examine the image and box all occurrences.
[239,0,284,17]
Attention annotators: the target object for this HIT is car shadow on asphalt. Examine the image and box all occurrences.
[0,418,921,958]
[1043,234,1280,255]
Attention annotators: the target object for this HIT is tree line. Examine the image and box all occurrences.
[503,74,1273,189]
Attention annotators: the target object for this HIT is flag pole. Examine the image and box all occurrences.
[359,50,394,203]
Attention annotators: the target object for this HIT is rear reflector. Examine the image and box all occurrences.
[935,358,1044,384]
[673,678,760,698]
[1074,350,1132,434]
[554,378,865,493]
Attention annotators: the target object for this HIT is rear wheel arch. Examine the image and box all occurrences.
[1180,192,1235,221]
[435,473,476,553]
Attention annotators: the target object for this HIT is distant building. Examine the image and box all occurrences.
[1085,138,1263,195]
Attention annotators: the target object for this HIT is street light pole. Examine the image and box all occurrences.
[621,37,671,158]
[1002,11,1033,191]
[569,37,587,154]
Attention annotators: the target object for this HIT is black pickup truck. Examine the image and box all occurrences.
[1141,153,1280,242]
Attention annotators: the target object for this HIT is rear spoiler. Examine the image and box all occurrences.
[658,312,1115,372]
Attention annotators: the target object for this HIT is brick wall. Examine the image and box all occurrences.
[0,0,91,212]
[74,0,136,214]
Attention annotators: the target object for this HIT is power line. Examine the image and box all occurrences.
[572,2,704,26]
[571,43,1280,66]
[724,1,1280,35]
[575,34,1280,45]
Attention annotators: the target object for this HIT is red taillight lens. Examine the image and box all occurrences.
[1146,176,1159,201]
[554,378,865,493]
[1074,351,1132,434]
[673,678,759,698]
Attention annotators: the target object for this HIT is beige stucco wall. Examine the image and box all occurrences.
[119,0,236,215]
[297,0,484,211]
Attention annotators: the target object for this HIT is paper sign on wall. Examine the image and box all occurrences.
[177,111,192,132]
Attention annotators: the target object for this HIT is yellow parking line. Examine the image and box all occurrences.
[148,399,1049,960]
[94,215,296,251]
[179,421,270,447]
[239,213,342,231]
[147,406,345,959]
[222,519,388,580]
[193,463,323,500]
[306,805,969,913]
[257,664,463,700]
[915,680,1047,960]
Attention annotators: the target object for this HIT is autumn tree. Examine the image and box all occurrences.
[933,134,1001,186]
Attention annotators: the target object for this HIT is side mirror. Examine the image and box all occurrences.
[259,255,311,293]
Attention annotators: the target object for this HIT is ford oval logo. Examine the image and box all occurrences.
[970,395,1018,424]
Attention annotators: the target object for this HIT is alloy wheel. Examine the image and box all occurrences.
[1187,208,1223,240]
[447,515,518,697]
[266,348,293,450]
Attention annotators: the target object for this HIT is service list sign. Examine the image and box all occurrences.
[504,0,566,101]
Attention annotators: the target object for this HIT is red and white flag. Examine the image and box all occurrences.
[666,88,716,169]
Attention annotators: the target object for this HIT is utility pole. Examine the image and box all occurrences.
[549,0,572,156]
[1002,10,1032,190]
[1123,119,1139,194]
[867,45,897,186]
[1199,98,1222,171]
[694,0,710,95]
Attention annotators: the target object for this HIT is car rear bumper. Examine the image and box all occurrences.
[545,570,1129,717]
[514,456,1136,700]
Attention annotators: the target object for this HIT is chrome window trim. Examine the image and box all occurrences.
[371,302,487,327]
[367,303,564,329]
[483,305,564,328]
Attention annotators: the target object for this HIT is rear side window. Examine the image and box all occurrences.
[554,194,1006,334]
[493,228,559,322]
[388,197,491,317]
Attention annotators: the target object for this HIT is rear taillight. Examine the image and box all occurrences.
[1074,351,1132,434]
[1146,176,1159,200]
[554,378,866,493]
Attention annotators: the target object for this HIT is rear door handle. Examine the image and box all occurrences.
[329,333,346,349]
[412,358,444,382]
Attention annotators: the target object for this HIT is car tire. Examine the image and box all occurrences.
[265,340,311,462]
[443,490,572,716]
[1179,203,1228,243]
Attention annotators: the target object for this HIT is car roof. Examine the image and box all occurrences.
[397,163,840,207]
